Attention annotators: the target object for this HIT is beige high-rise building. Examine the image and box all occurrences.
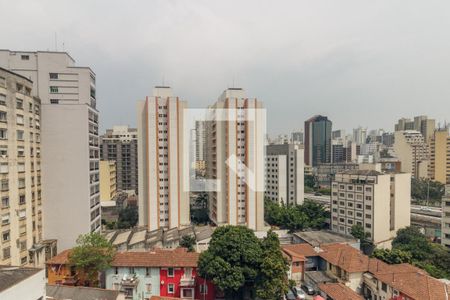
[442,186,450,248]
[395,115,435,142]
[137,86,189,231]
[331,170,411,248]
[0,50,101,251]
[428,128,450,184]
[206,88,265,230]
[0,68,43,266]
[99,160,117,202]
[393,131,429,179]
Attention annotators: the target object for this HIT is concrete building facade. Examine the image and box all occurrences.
[0,68,43,266]
[331,170,411,248]
[100,126,138,194]
[428,127,450,184]
[265,144,304,205]
[395,115,435,142]
[137,87,189,231]
[100,160,117,202]
[206,88,265,230]
[0,50,100,251]
[393,131,429,179]
[442,186,450,249]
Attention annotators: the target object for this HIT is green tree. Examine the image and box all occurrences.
[69,232,116,286]
[117,206,138,229]
[411,178,444,203]
[392,227,432,260]
[198,226,262,299]
[372,248,412,264]
[256,230,290,300]
[350,224,373,253]
[304,174,316,189]
[179,235,196,252]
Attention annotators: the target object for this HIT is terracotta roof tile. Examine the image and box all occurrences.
[112,248,199,267]
[319,243,369,273]
[370,264,449,300]
[46,249,71,265]
[282,244,319,257]
[318,283,363,300]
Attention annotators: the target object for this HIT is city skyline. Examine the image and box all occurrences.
[2,0,450,135]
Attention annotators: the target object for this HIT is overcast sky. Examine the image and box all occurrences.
[2,0,450,135]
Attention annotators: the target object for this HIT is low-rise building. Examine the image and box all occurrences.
[0,265,46,300]
[45,249,91,286]
[46,284,124,300]
[105,248,215,300]
[318,282,363,300]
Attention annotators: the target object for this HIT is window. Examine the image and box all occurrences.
[146,283,152,292]
[16,99,23,109]
[17,146,25,157]
[21,55,29,60]
[0,94,5,106]
[0,146,6,157]
[0,77,4,88]
[0,111,6,122]
[128,267,135,274]
[16,114,24,125]
[1,213,10,225]
[168,267,174,277]
[19,195,25,205]
[50,99,59,104]
[0,163,7,174]
[17,130,24,140]
[2,231,10,242]
[181,288,194,298]
[1,197,9,208]
[1,179,8,191]
[200,284,208,294]
[2,247,10,259]
[49,86,58,93]
[49,73,58,79]
[115,267,118,275]
[146,267,151,276]
[167,284,175,294]
[382,282,387,292]
[18,162,25,172]
[0,129,6,140]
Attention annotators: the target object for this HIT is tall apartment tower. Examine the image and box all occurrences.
[265,144,304,205]
[304,115,332,167]
[393,131,429,179]
[331,170,411,248]
[353,126,367,145]
[442,186,450,248]
[0,50,100,251]
[206,88,265,231]
[100,126,138,194]
[395,116,435,142]
[137,87,189,231]
[0,68,43,265]
[99,160,117,202]
[428,127,450,184]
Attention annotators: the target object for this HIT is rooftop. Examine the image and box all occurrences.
[112,248,199,268]
[318,283,363,300]
[293,230,358,247]
[46,284,120,300]
[282,244,319,258]
[0,266,43,293]
[46,249,71,265]
[319,243,370,273]
[336,169,382,176]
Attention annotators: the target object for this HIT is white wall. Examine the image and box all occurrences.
[0,269,45,300]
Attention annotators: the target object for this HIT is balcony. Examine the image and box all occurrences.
[180,276,195,287]
[120,274,139,287]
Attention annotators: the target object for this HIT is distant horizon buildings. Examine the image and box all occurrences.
[0,50,101,251]
[393,130,429,179]
[395,115,435,142]
[304,115,332,167]
[206,88,265,231]
[137,86,190,231]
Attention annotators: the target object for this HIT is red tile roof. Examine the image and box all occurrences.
[46,249,71,265]
[318,283,363,300]
[282,244,319,257]
[319,243,369,273]
[370,263,450,300]
[112,248,199,267]
[150,297,182,300]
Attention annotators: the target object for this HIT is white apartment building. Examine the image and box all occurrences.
[0,68,43,266]
[265,144,304,205]
[0,50,101,250]
[442,186,450,248]
[137,86,189,231]
[331,170,411,248]
[206,88,265,230]
[353,126,367,145]
[393,130,429,179]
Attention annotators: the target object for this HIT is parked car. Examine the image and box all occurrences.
[301,283,316,295]
[292,286,306,299]
[285,289,299,300]
[314,192,322,196]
